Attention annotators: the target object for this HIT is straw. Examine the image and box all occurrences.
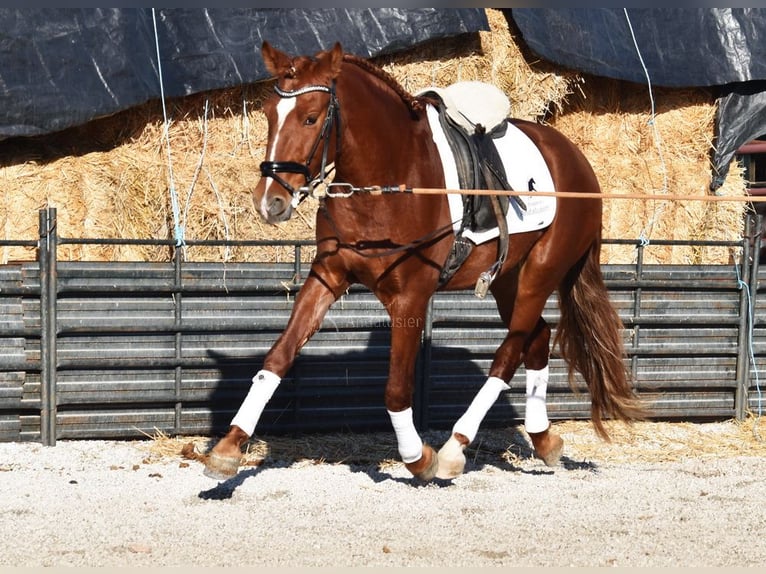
[0,9,747,265]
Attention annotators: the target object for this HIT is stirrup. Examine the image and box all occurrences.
[475,261,502,298]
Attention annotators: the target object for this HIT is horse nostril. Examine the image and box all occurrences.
[268,195,286,217]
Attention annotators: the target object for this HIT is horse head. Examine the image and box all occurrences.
[254,41,344,224]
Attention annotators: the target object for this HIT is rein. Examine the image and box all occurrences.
[317,200,457,260]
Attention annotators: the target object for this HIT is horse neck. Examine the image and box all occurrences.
[334,64,444,189]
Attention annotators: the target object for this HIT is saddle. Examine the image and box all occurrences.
[418,82,523,292]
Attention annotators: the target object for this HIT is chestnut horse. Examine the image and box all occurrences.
[204,42,645,482]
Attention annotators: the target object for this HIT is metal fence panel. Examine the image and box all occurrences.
[0,208,762,443]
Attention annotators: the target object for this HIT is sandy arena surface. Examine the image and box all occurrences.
[1,420,764,568]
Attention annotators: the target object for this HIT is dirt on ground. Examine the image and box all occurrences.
[1,419,764,567]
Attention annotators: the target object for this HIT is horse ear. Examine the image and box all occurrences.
[322,42,344,78]
[261,41,292,77]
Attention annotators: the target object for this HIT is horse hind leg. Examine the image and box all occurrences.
[435,376,510,479]
[522,318,564,467]
[524,370,564,467]
[436,268,564,478]
[435,317,562,478]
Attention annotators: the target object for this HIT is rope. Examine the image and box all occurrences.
[206,167,231,255]
[314,184,766,202]
[624,8,669,247]
[152,8,184,248]
[180,98,210,260]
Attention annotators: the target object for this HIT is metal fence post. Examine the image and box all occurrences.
[415,296,433,429]
[748,215,762,420]
[39,207,58,445]
[734,213,757,420]
[173,245,183,435]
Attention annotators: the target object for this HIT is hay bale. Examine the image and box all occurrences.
[550,77,748,264]
[375,8,576,122]
[0,8,749,264]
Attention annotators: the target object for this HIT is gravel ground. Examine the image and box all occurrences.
[1,424,765,568]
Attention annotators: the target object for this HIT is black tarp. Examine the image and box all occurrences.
[0,8,488,140]
[3,8,766,190]
[512,8,766,190]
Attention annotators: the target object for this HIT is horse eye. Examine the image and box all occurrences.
[304,115,318,126]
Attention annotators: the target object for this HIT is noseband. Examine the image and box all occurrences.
[259,81,341,207]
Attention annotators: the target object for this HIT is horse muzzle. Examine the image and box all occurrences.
[255,184,294,224]
[256,161,312,223]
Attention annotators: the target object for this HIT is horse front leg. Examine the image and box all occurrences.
[204,271,348,480]
[383,297,439,482]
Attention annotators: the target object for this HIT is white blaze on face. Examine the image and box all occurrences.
[261,96,297,216]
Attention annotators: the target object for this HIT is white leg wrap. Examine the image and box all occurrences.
[230,369,281,437]
[525,366,550,433]
[388,407,423,464]
[452,376,510,443]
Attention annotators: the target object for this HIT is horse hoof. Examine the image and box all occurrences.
[203,452,241,481]
[435,433,468,479]
[404,444,439,482]
[528,427,564,467]
[538,440,563,466]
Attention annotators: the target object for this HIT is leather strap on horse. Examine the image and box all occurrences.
[317,201,455,261]
[476,203,508,297]
[473,160,510,298]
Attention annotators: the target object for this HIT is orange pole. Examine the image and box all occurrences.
[399,187,766,202]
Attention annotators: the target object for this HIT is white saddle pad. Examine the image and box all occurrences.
[426,104,556,245]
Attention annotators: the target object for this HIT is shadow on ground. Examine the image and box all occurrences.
[194,425,598,501]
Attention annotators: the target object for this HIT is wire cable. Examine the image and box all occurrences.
[624,8,669,245]
[152,8,184,248]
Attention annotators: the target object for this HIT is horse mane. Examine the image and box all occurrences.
[341,53,431,116]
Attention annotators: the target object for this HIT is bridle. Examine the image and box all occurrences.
[259,81,341,208]
[257,73,457,262]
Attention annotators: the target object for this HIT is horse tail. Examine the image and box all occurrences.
[553,239,647,440]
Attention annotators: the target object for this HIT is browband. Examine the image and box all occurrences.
[275,84,332,98]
